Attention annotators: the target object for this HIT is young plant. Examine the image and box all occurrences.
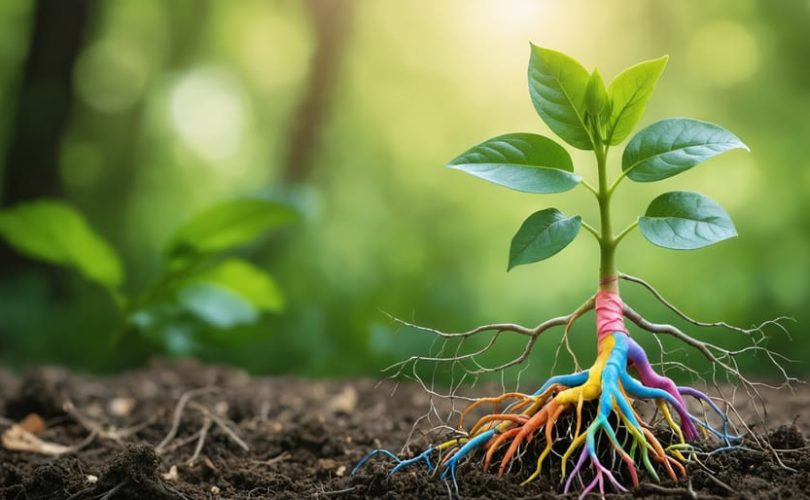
[355,45,793,495]
[0,197,297,352]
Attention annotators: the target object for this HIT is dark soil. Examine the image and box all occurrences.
[0,360,807,499]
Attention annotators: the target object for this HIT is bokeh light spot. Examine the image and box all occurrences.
[74,39,150,113]
[168,67,246,161]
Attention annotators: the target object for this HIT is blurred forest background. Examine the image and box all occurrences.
[0,0,807,384]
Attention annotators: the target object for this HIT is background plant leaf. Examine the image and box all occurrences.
[528,44,593,150]
[639,191,737,250]
[447,133,580,193]
[622,118,748,182]
[189,258,284,312]
[508,208,581,270]
[166,198,299,261]
[607,55,668,145]
[0,199,122,288]
[174,259,284,329]
[178,284,258,329]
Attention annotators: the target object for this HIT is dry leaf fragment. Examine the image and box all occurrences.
[18,413,46,435]
[161,465,179,481]
[2,424,72,455]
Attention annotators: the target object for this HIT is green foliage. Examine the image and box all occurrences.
[622,118,748,182]
[447,133,580,193]
[606,56,668,145]
[449,45,748,270]
[178,283,259,329]
[185,258,284,313]
[528,45,594,150]
[509,209,581,270]
[639,191,737,250]
[0,200,122,288]
[0,196,295,351]
[584,69,610,130]
[167,199,299,263]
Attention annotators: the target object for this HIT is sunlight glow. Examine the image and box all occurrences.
[169,68,246,161]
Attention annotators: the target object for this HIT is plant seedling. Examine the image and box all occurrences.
[0,197,298,351]
[354,45,794,496]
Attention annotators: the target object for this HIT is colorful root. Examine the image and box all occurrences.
[354,291,749,496]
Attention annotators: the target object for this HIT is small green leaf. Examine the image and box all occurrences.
[179,284,258,329]
[639,191,737,250]
[528,44,593,150]
[167,199,298,261]
[508,208,581,270]
[607,55,668,145]
[175,259,285,329]
[622,118,748,182]
[0,199,122,287]
[447,133,580,193]
[190,259,284,312]
[585,69,609,126]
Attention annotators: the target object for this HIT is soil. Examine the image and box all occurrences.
[0,360,807,499]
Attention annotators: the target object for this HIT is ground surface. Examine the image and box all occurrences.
[0,360,807,499]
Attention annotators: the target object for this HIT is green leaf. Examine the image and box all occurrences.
[528,44,593,150]
[585,69,609,125]
[639,191,737,250]
[179,284,258,329]
[167,199,298,261]
[0,199,122,287]
[508,208,581,270]
[190,259,284,312]
[447,133,580,194]
[175,259,285,329]
[622,118,748,182]
[607,55,668,145]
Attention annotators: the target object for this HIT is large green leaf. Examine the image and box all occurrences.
[607,55,668,145]
[508,208,581,270]
[622,118,748,182]
[447,133,580,193]
[639,191,737,250]
[528,45,593,150]
[0,199,122,287]
[167,199,298,260]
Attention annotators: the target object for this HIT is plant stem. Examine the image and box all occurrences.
[580,221,601,240]
[595,143,618,292]
[613,220,639,246]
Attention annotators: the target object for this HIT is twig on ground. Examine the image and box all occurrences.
[188,401,249,452]
[187,416,212,466]
[63,400,152,443]
[155,387,217,454]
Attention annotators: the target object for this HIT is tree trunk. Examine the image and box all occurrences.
[281,0,353,183]
[0,0,90,281]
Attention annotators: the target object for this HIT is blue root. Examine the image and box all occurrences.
[351,431,496,495]
[689,415,743,444]
[351,447,435,476]
[534,370,589,396]
[440,429,495,493]
[678,386,742,445]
